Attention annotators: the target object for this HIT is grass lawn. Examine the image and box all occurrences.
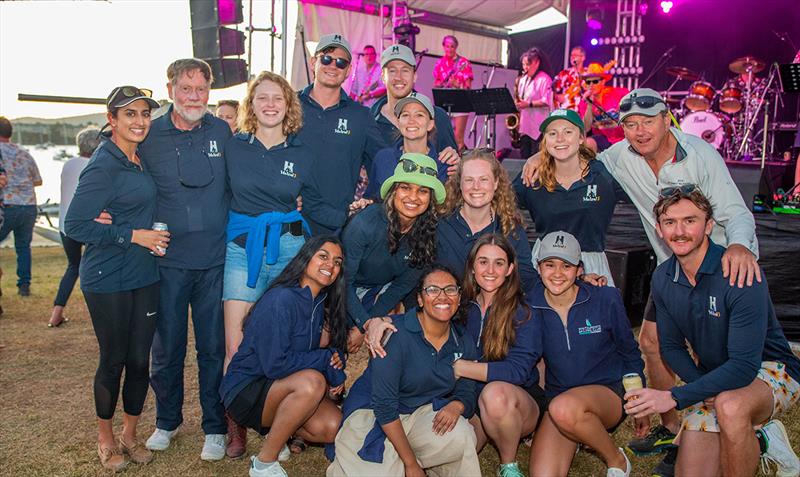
[1,247,797,476]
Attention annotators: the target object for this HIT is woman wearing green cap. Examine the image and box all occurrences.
[341,152,444,352]
[512,109,628,285]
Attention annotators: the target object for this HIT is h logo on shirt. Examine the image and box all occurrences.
[583,184,600,202]
[281,161,297,178]
[208,140,222,158]
[335,118,351,135]
[708,296,720,317]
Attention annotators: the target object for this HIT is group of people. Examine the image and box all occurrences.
[2,28,799,477]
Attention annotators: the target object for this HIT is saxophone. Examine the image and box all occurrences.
[506,75,522,149]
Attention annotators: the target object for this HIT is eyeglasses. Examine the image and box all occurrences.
[619,95,665,112]
[584,78,602,85]
[659,183,698,198]
[169,132,216,188]
[422,285,461,297]
[400,158,437,177]
[319,54,350,69]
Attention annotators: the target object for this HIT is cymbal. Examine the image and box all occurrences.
[729,56,766,74]
[665,66,700,81]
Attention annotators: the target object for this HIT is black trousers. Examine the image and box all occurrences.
[84,282,159,419]
[520,134,540,160]
[54,232,83,306]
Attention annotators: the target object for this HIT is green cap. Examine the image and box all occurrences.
[539,108,585,134]
[380,153,446,204]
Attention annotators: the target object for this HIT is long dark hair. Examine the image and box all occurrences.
[384,183,438,269]
[248,235,349,354]
[462,233,529,360]
[520,47,552,77]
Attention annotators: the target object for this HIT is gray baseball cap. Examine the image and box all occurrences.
[381,44,416,68]
[537,231,582,266]
[315,33,352,60]
[394,92,434,118]
[619,88,668,122]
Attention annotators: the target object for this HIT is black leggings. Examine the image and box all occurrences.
[84,283,159,419]
[54,232,83,306]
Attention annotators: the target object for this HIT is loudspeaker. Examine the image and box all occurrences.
[607,247,656,327]
[189,0,247,89]
[190,0,243,28]
[726,162,769,210]
[207,59,249,90]
[192,26,246,59]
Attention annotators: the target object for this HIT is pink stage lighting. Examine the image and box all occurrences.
[660,1,674,13]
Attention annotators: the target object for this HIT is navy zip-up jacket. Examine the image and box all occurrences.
[370,96,457,153]
[527,282,645,398]
[363,143,446,201]
[341,204,424,331]
[464,301,540,389]
[436,210,539,290]
[65,139,159,293]
[297,86,387,235]
[653,241,800,410]
[220,285,346,408]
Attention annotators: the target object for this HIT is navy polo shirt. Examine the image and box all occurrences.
[64,139,159,293]
[296,86,387,235]
[371,309,478,425]
[436,210,539,290]
[652,241,800,410]
[512,159,628,252]
[363,144,446,200]
[138,107,231,270]
[370,96,458,153]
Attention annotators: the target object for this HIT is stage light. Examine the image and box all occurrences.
[590,38,599,46]
[660,1,673,13]
[586,1,604,30]
[639,2,649,15]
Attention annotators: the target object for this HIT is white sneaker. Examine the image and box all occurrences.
[262,433,291,462]
[201,434,227,461]
[606,448,631,477]
[145,428,177,451]
[249,456,288,477]
[761,420,800,477]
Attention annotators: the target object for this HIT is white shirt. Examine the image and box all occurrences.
[345,62,383,108]
[599,128,759,264]
[59,156,90,233]
[517,71,552,140]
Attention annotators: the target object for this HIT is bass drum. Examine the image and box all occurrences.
[679,111,734,150]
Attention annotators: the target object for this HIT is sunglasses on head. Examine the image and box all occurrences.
[584,78,602,85]
[619,95,665,112]
[319,54,350,69]
[114,86,153,99]
[659,183,698,198]
[400,158,437,177]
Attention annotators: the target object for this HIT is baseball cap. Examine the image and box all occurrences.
[380,153,446,204]
[315,33,352,60]
[381,44,416,68]
[537,231,582,266]
[394,92,434,119]
[106,86,160,113]
[539,109,584,134]
[619,88,668,122]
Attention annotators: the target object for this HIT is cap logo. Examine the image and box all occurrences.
[334,35,342,42]
[553,235,566,248]
[391,45,400,54]
[553,109,568,117]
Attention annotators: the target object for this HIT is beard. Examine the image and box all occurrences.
[174,102,207,123]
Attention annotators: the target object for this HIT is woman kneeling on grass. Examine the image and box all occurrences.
[455,233,544,477]
[327,266,480,477]
[527,231,646,477]
[221,236,349,477]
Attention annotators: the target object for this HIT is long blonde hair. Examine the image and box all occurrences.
[534,134,596,192]
[440,149,523,237]
[238,71,303,136]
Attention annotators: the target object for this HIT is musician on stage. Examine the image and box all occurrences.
[433,35,474,152]
[514,48,553,160]
[578,62,628,152]
[346,45,386,108]
[553,46,587,111]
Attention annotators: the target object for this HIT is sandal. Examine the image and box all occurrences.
[98,443,128,472]
[47,316,69,328]
[288,436,307,454]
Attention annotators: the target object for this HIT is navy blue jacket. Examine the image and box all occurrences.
[297,86,387,235]
[65,139,159,293]
[527,282,645,398]
[464,301,540,389]
[653,241,800,410]
[512,160,628,252]
[138,107,231,269]
[436,211,538,290]
[220,285,346,408]
[363,144,446,201]
[342,204,424,331]
[370,96,457,153]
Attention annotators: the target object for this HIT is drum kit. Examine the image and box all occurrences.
[661,55,782,160]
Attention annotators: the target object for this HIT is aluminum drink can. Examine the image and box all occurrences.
[151,222,168,255]
[623,373,643,399]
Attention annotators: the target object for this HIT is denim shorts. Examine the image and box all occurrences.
[222,233,305,302]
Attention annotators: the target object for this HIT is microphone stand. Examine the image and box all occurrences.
[639,46,676,88]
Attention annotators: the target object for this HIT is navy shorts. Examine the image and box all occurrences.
[226,377,274,436]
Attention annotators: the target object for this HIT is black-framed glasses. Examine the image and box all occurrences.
[400,158,437,177]
[422,285,461,297]
[319,54,350,69]
[584,78,602,85]
[170,132,216,188]
[619,95,665,112]
[659,183,698,198]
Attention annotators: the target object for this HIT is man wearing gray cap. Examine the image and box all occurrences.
[520,87,760,477]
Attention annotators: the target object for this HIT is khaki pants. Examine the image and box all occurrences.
[327,404,480,477]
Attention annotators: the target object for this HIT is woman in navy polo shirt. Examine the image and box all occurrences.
[65,86,169,472]
[527,231,645,477]
[341,152,444,352]
[437,148,538,289]
[513,109,627,285]
[222,236,349,477]
[328,265,480,477]
[363,92,449,201]
[455,233,543,477]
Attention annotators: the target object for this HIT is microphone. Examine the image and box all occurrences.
[357,53,365,56]
[663,45,677,57]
